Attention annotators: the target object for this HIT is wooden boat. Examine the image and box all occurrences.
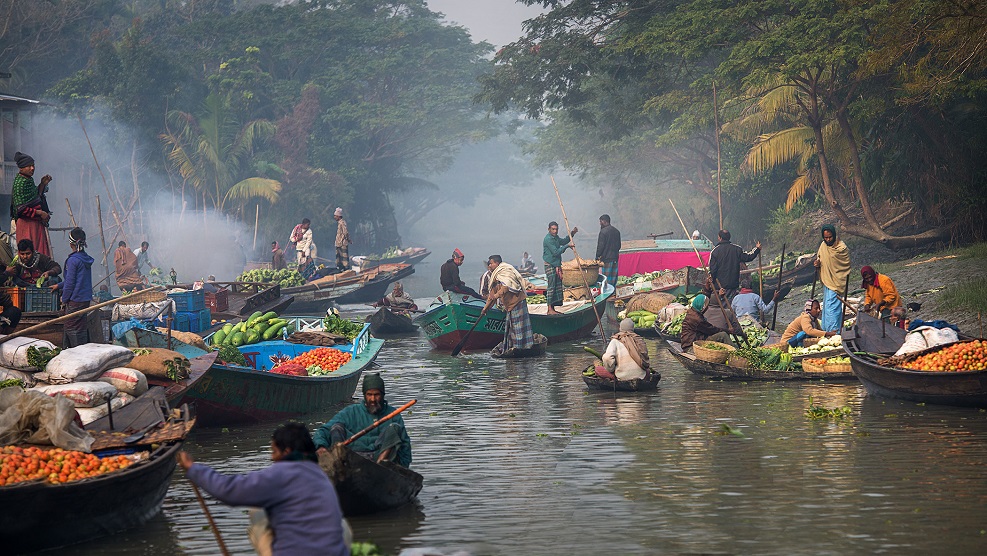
[283,263,415,313]
[655,327,681,345]
[0,390,189,554]
[357,248,431,270]
[666,341,856,381]
[120,323,384,425]
[612,265,707,302]
[618,237,713,276]
[318,443,423,516]
[844,312,987,407]
[582,364,662,392]
[746,253,817,293]
[366,307,418,335]
[414,280,614,352]
[491,333,548,359]
[205,281,295,323]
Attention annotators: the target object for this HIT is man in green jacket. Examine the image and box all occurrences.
[313,373,412,467]
[542,221,577,315]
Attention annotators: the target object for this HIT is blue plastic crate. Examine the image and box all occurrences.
[178,308,212,333]
[162,312,191,332]
[24,287,61,312]
[168,289,205,312]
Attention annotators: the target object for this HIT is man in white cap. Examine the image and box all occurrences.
[333,208,351,272]
[597,318,650,381]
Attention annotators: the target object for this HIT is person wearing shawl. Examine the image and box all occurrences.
[9,152,53,257]
[861,266,901,318]
[680,294,737,351]
[520,251,537,274]
[289,218,313,265]
[180,422,349,556]
[543,221,577,315]
[333,208,351,272]
[598,318,650,381]
[377,282,417,311]
[814,224,851,331]
[781,299,838,346]
[271,241,287,270]
[5,238,61,287]
[482,255,535,355]
[314,373,412,468]
[113,240,144,292]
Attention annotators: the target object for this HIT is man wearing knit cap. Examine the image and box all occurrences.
[333,207,351,272]
[440,248,482,299]
[313,373,412,467]
[9,152,53,257]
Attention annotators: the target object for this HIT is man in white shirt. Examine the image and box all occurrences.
[599,318,650,381]
[133,241,153,275]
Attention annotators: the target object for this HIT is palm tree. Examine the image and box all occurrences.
[161,94,281,213]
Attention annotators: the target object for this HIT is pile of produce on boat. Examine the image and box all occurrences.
[661,312,687,335]
[890,340,987,372]
[729,346,800,372]
[235,268,306,287]
[616,270,669,286]
[0,445,137,486]
[323,313,364,341]
[755,251,810,279]
[788,335,843,355]
[212,311,293,347]
[526,294,547,304]
[804,356,850,368]
[271,347,352,377]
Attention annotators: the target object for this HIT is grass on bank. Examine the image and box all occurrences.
[938,277,987,315]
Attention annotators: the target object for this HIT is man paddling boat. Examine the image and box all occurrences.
[314,373,412,467]
[482,255,535,356]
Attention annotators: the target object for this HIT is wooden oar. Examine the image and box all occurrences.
[810,267,819,300]
[550,176,607,343]
[190,482,232,556]
[713,278,749,348]
[668,199,707,272]
[450,317,482,357]
[0,286,165,346]
[757,250,765,326]
[343,399,417,446]
[770,244,786,330]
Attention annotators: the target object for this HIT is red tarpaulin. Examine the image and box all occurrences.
[618,251,710,276]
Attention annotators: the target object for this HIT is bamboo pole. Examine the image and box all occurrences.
[713,81,723,230]
[96,196,111,294]
[770,244,786,330]
[253,204,259,251]
[668,199,707,271]
[550,176,607,343]
[64,198,78,227]
[190,483,232,556]
[757,250,764,326]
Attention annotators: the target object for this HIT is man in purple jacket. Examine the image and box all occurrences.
[179,422,349,556]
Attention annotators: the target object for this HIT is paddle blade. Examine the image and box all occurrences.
[450,336,469,357]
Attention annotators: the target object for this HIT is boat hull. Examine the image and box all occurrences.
[582,366,662,392]
[0,442,181,554]
[367,308,418,335]
[319,444,423,516]
[491,334,548,359]
[667,342,856,381]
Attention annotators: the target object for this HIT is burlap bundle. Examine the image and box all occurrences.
[625,292,677,314]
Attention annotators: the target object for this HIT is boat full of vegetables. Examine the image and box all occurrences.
[730,345,801,372]
[211,311,293,348]
[616,309,657,330]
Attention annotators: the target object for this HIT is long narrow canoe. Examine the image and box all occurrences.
[667,341,856,381]
[120,324,383,425]
[845,312,987,407]
[582,364,662,392]
[318,443,423,516]
[414,279,614,352]
[366,307,418,335]
[283,263,415,312]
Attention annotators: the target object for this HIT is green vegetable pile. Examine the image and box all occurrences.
[526,294,547,304]
[216,344,248,366]
[324,313,364,340]
[805,396,852,419]
[307,364,334,377]
[26,346,61,371]
[616,270,669,286]
[0,378,24,390]
[236,268,306,287]
[162,357,191,381]
[350,542,385,556]
[213,311,293,348]
[363,246,403,261]
[661,313,686,335]
[730,346,800,371]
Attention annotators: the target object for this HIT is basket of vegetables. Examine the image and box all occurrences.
[823,356,852,373]
[694,341,735,364]
[802,358,827,373]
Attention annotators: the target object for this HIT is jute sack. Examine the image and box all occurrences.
[155,328,209,351]
[128,348,191,381]
[98,367,149,396]
[625,292,677,315]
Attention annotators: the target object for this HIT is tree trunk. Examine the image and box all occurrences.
[833,108,883,231]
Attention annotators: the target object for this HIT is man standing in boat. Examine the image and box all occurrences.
[814,224,851,331]
[708,229,760,301]
[481,255,535,355]
[440,248,482,298]
[10,151,53,257]
[271,241,287,270]
[314,373,412,467]
[289,218,314,265]
[595,214,621,288]
[333,207,351,272]
[543,221,577,315]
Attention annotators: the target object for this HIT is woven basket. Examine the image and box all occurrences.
[801,360,826,373]
[561,266,600,287]
[823,363,852,374]
[117,289,167,305]
[803,337,822,347]
[694,341,735,364]
[727,355,749,369]
[764,342,789,352]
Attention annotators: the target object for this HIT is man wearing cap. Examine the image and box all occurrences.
[680,294,738,352]
[597,318,650,381]
[781,299,837,346]
[543,221,577,315]
[313,373,412,467]
[53,228,94,346]
[333,208,351,272]
[10,151,53,257]
[440,249,482,298]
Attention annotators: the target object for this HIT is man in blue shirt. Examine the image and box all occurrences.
[731,278,780,323]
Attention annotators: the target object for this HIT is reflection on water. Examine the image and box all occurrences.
[59,318,987,555]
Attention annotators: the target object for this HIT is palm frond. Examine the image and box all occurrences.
[744,127,815,175]
[786,173,813,211]
[223,177,282,204]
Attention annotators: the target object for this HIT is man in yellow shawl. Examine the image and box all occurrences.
[813,224,851,331]
[481,255,534,355]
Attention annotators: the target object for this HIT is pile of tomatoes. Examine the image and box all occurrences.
[275,348,352,376]
[901,340,987,372]
[0,445,134,486]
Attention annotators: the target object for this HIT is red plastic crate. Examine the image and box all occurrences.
[205,289,229,312]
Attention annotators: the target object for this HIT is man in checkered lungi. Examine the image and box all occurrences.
[481,255,534,354]
[595,214,621,289]
[542,221,577,315]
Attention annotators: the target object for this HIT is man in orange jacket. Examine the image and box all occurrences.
[861,266,901,319]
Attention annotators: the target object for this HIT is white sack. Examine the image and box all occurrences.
[37,344,135,385]
[0,336,57,371]
[98,367,148,396]
[0,367,37,388]
[35,381,118,408]
[75,392,135,425]
[894,326,961,357]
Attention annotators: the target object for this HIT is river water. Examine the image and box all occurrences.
[63,309,987,555]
